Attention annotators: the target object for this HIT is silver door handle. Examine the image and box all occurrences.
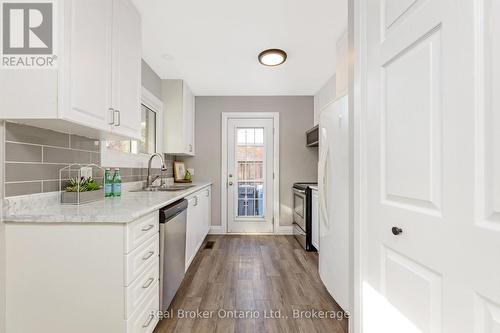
[114,109,120,126]
[293,188,306,195]
[142,314,154,328]
[108,108,115,125]
[141,224,154,232]
[142,251,154,260]
[142,277,155,289]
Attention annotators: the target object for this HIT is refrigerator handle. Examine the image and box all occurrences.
[319,128,329,227]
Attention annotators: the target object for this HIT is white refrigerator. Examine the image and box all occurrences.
[318,95,350,312]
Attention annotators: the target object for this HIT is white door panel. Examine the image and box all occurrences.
[382,28,442,212]
[479,0,500,225]
[381,247,442,333]
[383,0,418,29]
[363,0,500,332]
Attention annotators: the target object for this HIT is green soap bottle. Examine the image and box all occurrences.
[104,168,113,197]
[112,168,122,197]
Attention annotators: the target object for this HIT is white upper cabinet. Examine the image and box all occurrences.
[64,0,113,132]
[0,0,142,140]
[162,80,196,156]
[111,0,142,139]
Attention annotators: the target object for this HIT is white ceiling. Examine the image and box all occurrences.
[132,0,347,96]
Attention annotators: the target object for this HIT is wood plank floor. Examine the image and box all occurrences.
[154,235,348,333]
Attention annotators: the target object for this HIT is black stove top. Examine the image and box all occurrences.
[293,182,318,191]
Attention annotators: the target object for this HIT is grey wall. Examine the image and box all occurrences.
[141,60,162,100]
[184,96,318,227]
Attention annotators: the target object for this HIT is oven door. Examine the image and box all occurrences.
[293,188,306,230]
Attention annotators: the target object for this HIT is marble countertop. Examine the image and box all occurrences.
[309,185,318,191]
[2,182,212,224]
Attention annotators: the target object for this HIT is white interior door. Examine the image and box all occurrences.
[227,118,274,233]
[362,0,500,332]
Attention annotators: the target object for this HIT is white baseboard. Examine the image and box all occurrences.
[208,225,293,235]
[274,226,294,235]
[209,226,226,235]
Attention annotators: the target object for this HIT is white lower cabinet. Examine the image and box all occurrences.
[185,185,212,271]
[126,279,160,333]
[311,188,319,251]
[5,211,160,333]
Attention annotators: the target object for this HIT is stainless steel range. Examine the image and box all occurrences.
[292,182,317,251]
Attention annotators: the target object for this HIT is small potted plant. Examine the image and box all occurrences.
[61,177,104,205]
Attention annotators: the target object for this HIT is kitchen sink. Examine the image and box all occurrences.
[130,185,195,192]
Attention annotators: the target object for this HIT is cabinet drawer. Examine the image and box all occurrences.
[126,280,159,333]
[125,211,159,254]
[125,234,159,286]
[125,258,159,319]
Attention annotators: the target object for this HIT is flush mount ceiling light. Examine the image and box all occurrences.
[258,49,287,67]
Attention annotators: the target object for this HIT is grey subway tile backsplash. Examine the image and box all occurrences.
[69,134,100,152]
[5,182,42,197]
[42,180,62,193]
[4,122,177,197]
[90,152,100,165]
[5,142,42,162]
[6,122,69,148]
[122,175,144,183]
[5,163,68,182]
[42,146,92,164]
[118,168,133,176]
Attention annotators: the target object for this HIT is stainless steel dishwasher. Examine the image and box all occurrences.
[159,199,188,311]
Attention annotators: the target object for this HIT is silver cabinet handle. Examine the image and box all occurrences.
[205,189,210,197]
[142,314,154,328]
[114,109,120,126]
[141,224,154,232]
[228,181,233,186]
[108,108,115,125]
[189,144,193,152]
[142,277,155,289]
[142,251,154,260]
[194,196,198,206]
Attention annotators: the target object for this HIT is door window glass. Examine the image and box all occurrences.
[236,128,264,217]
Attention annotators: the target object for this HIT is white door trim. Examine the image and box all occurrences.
[220,112,280,234]
[351,0,367,332]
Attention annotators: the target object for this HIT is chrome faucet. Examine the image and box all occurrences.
[146,153,167,188]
